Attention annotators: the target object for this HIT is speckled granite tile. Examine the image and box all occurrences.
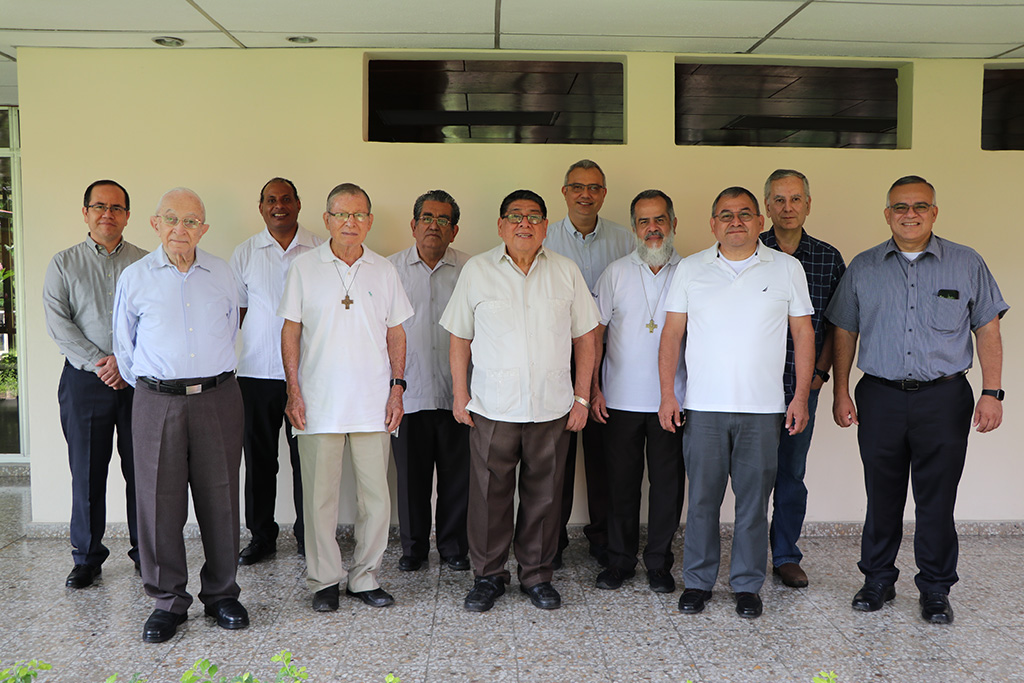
[428,630,518,682]
[688,659,797,683]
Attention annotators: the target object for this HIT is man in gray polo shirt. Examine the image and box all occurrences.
[828,175,1008,625]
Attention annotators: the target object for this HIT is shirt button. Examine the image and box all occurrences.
[189,328,194,332]
[190,353,195,358]
[186,303,191,307]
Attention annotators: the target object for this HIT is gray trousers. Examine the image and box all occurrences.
[682,410,781,594]
[132,376,244,614]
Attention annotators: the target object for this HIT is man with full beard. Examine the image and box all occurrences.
[588,190,686,594]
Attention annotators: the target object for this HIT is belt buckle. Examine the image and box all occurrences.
[901,379,920,391]
[185,384,202,396]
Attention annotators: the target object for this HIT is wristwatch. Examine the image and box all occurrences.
[814,368,830,383]
[390,378,407,391]
[981,388,1005,401]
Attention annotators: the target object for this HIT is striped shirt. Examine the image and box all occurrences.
[825,235,1008,382]
[760,227,846,400]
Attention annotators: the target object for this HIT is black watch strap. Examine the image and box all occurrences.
[982,388,1004,401]
[390,378,407,391]
[814,368,830,383]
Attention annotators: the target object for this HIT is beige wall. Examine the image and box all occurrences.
[17,47,1023,528]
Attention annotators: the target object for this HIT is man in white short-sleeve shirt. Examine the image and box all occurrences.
[441,189,598,613]
[658,186,814,620]
[543,159,634,569]
[388,189,472,573]
[279,183,413,613]
[590,189,686,596]
[231,177,323,566]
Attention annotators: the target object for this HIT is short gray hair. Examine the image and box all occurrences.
[630,189,675,228]
[155,187,206,221]
[563,159,606,187]
[764,169,810,200]
[887,175,937,207]
[413,189,460,226]
[326,183,371,212]
[711,187,760,217]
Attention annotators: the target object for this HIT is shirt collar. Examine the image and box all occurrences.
[702,243,771,263]
[561,216,604,242]
[319,240,375,266]
[87,233,123,256]
[628,248,681,270]
[882,233,943,260]
[255,224,318,252]
[152,246,210,273]
[407,244,456,269]
[762,226,811,255]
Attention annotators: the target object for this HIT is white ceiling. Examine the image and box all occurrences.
[1,0,1023,105]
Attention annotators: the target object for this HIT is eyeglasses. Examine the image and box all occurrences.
[418,215,452,228]
[714,211,758,223]
[327,211,370,223]
[564,183,605,193]
[87,203,128,216]
[503,213,544,225]
[888,202,934,215]
[156,214,204,229]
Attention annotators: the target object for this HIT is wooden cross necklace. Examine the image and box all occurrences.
[333,261,360,310]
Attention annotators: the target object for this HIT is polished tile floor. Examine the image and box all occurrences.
[2,473,1023,682]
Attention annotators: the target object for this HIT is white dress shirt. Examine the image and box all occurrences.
[230,225,323,380]
[113,247,239,387]
[543,215,635,296]
[278,242,413,435]
[440,245,599,424]
[387,244,470,414]
[664,244,813,414]
[595,250,686,412]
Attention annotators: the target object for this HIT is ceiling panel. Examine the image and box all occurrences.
[501,35,759,53]
[196,0,494,34]
[232,33,493,50]
[0,30,238,50]
[756,38,1021,59]
[501,0,803,37]
[0,0,212,31]
[776,2,1024,44]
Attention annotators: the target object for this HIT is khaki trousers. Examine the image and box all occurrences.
[298,431,391,593]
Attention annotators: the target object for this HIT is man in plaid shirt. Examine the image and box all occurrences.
[759,169,846,589]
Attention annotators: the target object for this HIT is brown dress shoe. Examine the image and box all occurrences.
[773,562,808,588]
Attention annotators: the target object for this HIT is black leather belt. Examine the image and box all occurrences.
[864,370,966,391]
[139,371,234,395]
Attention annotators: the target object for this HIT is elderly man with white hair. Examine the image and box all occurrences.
[113,187,247,643]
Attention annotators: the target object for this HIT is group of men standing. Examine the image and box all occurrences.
[43,161,1006,643]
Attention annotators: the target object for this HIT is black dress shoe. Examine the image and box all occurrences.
[204,598,250,630]
[312,585,340,612]
[441,555,471,571]
[520,581,561,610]
[464,576,506,612]
[851,581,896,612]
[647,568,676,594]
[238,540,275,566]
[398,555,423,571]
[65,564,101,589]
[595,567,635,590]
[920,592,954,624]
[142,609,187,643]
[346,587,395,607]
[678,588,713,614]
[735,592,763,619]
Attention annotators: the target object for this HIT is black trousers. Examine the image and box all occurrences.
[604,409,684,572]
[57,361,138,567]
[238,377,303,546]
[855,374,973,594]
[391,409,470,560]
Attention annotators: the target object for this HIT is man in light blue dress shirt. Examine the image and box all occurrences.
[113,188,248,643]
[543,159,634,568]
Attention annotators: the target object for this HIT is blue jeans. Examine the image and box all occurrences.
[769,388,820,567]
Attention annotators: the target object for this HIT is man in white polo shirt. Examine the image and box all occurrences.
[231,177,323,565]
[279,183,413,612]
[658,186,814,620]
[590,189,686,595]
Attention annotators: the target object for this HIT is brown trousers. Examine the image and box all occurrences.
[468,413,570,588]
[132,376,243,613]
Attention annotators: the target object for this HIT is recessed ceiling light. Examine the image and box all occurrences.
[287,36,318,44]
[152,36,185,48]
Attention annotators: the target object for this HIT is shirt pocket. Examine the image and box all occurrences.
[539,298,572,340]
[926,296,968,333]
[543,368,573,414]
[476,300,515,338]
[485,368,521,414]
